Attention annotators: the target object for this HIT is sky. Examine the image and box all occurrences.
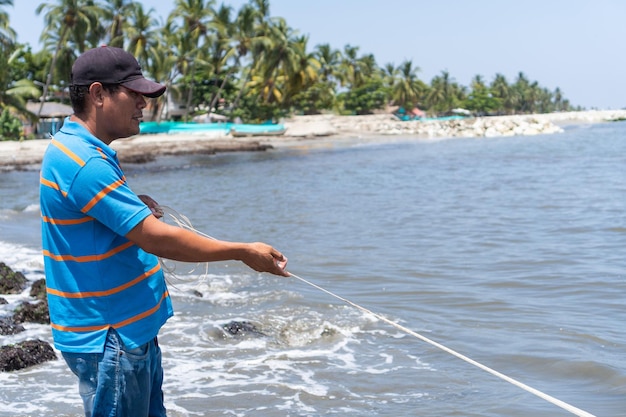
[7,0,626,109]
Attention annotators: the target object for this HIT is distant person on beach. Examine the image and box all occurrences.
[39,46,288,417]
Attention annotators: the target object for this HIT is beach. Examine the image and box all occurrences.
[1,109,625,171]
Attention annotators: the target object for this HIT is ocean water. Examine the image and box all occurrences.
[0,122,624,416]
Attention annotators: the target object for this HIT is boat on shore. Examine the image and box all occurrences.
[229,124,286,137]
[139,121,286,137]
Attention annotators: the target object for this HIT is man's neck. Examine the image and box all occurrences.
[70,114,114,145]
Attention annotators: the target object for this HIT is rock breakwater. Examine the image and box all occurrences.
[282,110,626,139]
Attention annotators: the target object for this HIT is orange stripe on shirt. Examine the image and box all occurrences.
[47,263,161,299]
[81,178,125,213]
[113,290,169,329]
[40,176,59,191]
[41,215,93,226]
[40,176,68,198]
[43,240,134,263]
[51,139,85,167]
[50,323,111,333]
[50,290,169,333]
[96,147,108,159]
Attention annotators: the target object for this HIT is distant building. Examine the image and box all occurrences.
[25,101,74,138]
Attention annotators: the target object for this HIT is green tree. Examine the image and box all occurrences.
[463,75,500,114]
[0,46,40,119]
[101,0,142,48]
[36,0,104,117]
[427,70,465,113]
[168,0,215,119]
[125,3,161,69]
[10,0,576,122]
[0,0,16,48]
[0,107,22,140]
[490,73,512,114]
[391,60,425,110]
[230,0,275,115]
[145,37,178,121]
[204,2,236,112]
[283,34,319,106]
[339,79,387,115]
[251,17,302,105]
[510,71,530,113]
[337,45,377,90]
[314,43,341,85]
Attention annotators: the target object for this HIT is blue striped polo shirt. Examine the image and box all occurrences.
[40,117,173,353]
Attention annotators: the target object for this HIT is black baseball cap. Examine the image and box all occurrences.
[71,46,166,98]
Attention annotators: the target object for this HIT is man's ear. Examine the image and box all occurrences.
[88,82,105,107]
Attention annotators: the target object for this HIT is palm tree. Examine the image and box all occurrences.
[283,34,319,104]
[359,52,378,82]
[392,60,424,110]
[426,70,466,114]
[205,2,235,112]
[36,0,104,117]
[314,43,341,85]
[464,74,499,114]
[125,3,160,69]
[553,87,565,112]
[470,74,486,92]
[251,17,303,105]
[101,0,141,48]
[381,63,398,91]
[0,47,40,123]
[230,1,271,113]
[123,3,168,121]
[490,73,512,114]
[337,44,373,90]
[145,36,178,121]
[0,0,16,48]
[511,71,530,113]
[168,0,215,119]
[426,71,450,112]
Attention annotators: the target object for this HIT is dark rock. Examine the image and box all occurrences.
[0,262,27,294]
[29,279,47,300]
[13,300,50,324]
[0,297,7,304]
[222,320,266,338]
[320,327,337,337]
[0,340,57,372]
[0,317,25,335]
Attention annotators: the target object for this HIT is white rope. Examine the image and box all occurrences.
[157,206,596,417]
[158,206,210,283]
[288,272,596,417]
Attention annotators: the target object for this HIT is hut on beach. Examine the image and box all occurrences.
[25,101,73,138]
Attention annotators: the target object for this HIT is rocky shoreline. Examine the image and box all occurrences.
[0,110,625,171]
[0,258,270,372]
[281,109,626,138]
[0,262,55,372]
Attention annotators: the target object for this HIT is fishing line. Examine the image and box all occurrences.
[158,206,210,284]
[288,272,596,417]
[158,205,596,417]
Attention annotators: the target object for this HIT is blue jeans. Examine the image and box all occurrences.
[62,329,166,417]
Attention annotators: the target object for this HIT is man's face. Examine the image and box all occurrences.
[101,85,147,141]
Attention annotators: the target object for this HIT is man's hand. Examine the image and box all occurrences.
[241,242,290,277]
[127,215,289,277]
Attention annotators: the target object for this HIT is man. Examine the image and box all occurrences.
[39,46,288,417]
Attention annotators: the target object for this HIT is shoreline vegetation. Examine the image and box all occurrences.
[1,110,625,172]
[0,1,591,144]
